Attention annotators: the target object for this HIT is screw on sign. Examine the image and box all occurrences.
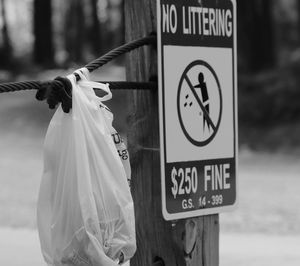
[177,60,222,147]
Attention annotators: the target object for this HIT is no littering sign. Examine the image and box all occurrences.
[157,0,238,220]
[177,60,222,147]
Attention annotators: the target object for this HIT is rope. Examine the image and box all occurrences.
[0,35,157,94]
[100,81,157,91]
[85,35,156,73]
[0,80,157,94]
[0,80,43,93]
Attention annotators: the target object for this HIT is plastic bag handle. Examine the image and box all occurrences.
[72,68,112,102]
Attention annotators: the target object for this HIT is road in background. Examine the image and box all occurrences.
[0,228,299,266]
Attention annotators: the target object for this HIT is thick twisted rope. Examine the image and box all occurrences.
[0,80,43,93]
[85,35,156,73]
[0,35,157,94]
[0,80,157,93]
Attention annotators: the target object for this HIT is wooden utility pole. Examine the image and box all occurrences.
[125,1,219,265]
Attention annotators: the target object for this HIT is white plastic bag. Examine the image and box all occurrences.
[37,69,136,266]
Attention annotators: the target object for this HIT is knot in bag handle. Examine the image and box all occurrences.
[70,68,112,103]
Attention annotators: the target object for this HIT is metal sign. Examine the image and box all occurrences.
[157,0,238,220]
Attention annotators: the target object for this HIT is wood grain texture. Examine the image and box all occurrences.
[124,1,219,265]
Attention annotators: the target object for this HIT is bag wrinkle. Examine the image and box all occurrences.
[37,73,136,266]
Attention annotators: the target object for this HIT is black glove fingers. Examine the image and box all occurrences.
[55,76,73,113]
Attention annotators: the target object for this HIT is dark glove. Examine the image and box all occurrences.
[35,76,73,113]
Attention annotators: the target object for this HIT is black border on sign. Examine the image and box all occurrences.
[176,60,223,147]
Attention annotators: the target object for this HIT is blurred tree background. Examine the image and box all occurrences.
[0,0,124,69]
[238,0,300,151]
[0,0,300,151]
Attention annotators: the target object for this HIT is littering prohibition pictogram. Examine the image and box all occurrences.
[177,60,222,146]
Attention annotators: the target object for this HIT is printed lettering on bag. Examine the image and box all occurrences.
[112,133,122,144]
[118,149,129,160]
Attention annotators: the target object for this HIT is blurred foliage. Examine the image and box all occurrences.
[236,0,300,150]
[0,0,124,71]
[239,59,300,127]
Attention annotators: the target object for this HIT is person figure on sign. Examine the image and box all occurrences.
[194,72,210,132]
